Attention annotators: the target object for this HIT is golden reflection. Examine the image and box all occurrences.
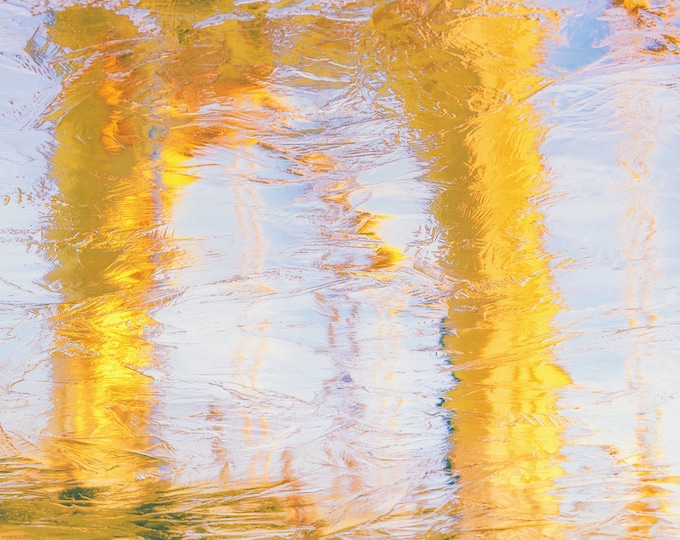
[372,0,570,536]
[37,0,338,534]
[45,6,160,497]
[27,0,313,534]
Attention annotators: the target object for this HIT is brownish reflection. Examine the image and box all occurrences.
[372,0,571,536]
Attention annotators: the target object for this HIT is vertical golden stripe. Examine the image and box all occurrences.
[441,7,569,537]
[45,7,160,495]
[42,0,278,505]
[372,0,570,536]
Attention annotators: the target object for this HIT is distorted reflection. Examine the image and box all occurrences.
[19,0,298,534]
[3,0,680,536]
[537,0,680,536]
[617,54,665,540]
[191,13,437,535]
[612,0,680,55]
[615,2,678,535]
[372,0,571,536]
[44,5,162,517]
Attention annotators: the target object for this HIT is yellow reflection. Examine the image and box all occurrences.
[372,0,570,535]
[38,0,295,525]
[442,9,569,535]
[44,7,160,498]
[37,2,337,535]
[136,0,278,201]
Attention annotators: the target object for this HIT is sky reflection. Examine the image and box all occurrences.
[1,0,680,537]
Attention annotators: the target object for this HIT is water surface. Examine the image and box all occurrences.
[2,0,680,537]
